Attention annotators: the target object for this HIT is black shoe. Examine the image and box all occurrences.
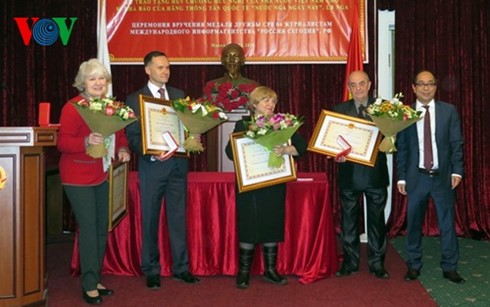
[236,271,250,289]
[146,275,161,289]
[173,271,200,284]
[443,271,466,284]
[262,245,288,286]
[263,269,288,286]
[335,266,359,277]
[236,247,255,289]
[97,288,114,296]
[404,268,420,281]
[82,291,103,305]
[369,267,390,279]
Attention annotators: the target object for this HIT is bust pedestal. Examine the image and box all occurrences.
[206,110,249,171]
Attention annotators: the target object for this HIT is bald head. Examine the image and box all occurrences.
[347,70,371,103]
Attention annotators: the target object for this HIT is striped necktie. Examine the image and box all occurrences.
[358,104,366,119]
[158,87,166,99]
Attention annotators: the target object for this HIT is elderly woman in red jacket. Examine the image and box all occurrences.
[57,58,130,305]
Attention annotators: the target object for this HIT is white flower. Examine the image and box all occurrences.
[218,112,228,120]
[193,104,208,117]
[258,128,268,135]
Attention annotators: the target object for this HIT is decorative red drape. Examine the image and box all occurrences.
[1,0,488,239]
[71,172,338,284]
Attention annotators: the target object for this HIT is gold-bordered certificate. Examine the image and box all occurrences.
[230,132,297,193]
[139,95,187,157]
[308,110,382,167]
[108,161,128,231]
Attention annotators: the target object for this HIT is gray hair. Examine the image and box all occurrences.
[72,58,112,92]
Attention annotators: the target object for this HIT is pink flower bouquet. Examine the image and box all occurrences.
[246,113,303,168]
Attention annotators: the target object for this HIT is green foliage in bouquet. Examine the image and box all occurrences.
[172,97,228,153]
[246,113,303,168]
[366,93,422,153]
[74,97,137,158]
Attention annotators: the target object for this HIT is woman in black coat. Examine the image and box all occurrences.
[225,86,307,289]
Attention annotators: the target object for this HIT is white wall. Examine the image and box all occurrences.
[377,10,395,224]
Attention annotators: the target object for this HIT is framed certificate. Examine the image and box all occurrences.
[108,161,128,231]
[229,132,297,193]
[308,110,382,167]
[139,95,187,157]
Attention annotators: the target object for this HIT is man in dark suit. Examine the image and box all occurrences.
[396,70,465,283]
[125,51,200,289]
[333,70,390,279]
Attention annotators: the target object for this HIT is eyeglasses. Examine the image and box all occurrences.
[414,82,437,88]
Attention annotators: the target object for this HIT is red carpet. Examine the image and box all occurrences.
[46,236,436,307]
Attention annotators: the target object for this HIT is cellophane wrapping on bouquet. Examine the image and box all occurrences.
[246,113,303,168]
[366,93,422,153]
[173,97,228,153]
[74,97,137,158]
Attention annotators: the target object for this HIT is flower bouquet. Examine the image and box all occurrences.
[246,113,303,168]
[202,81,257,112]
[74,97,137,158]
[366,93,422,153]
[172,96,228,153]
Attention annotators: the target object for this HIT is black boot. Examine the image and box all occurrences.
[263,245,288,285]
[236,248,254,289]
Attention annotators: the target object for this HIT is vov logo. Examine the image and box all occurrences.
[14,17,78,46]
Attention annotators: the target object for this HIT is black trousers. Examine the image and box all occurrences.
[139,159,189,276]
[339,187,388,270]
[64,182,109,291]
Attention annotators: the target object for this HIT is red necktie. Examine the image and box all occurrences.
[158,88,166,99]
[423,105,433,170]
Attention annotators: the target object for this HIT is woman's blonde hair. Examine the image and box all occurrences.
[247,86,278,111]
[72,58,112,92]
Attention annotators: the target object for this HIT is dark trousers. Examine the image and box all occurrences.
[339,187,388,270]
[139,160,189,276]
[64,182,109,291]
[406,174,459,271]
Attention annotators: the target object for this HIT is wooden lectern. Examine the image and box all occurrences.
[0,127,58,306]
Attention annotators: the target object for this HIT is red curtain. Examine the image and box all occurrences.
[1,0,488,240]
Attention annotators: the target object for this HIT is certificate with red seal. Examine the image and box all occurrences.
[308,110,382,167]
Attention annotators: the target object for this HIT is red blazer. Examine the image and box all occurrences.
[57,95,129,185]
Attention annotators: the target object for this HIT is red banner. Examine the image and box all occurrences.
[105,0,367,64]
[342,3,363,101]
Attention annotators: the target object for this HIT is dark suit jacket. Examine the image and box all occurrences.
[125,84,189,274]
[396,100,464,192]
[333,98,389,190]
[125,84,186,163]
